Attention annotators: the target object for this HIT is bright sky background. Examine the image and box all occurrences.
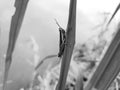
[0,0,120,56]
[77,0,120,22]
[32,0,120,16]
[30,0,120,30]
[0,0,120,55]
[78,0,120,12]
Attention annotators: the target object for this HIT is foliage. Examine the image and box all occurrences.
[2,0,120,90]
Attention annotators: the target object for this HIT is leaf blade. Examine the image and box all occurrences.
[3,0,29,90]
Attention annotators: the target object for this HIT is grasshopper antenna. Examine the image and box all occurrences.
[54,19,62,28]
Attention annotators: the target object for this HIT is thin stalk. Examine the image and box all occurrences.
[75,74,84,90]
[55,0,77,90]
[106,3,120,27]
[35,54,58,70]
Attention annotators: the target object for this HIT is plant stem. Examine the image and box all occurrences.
[55,0,77,90]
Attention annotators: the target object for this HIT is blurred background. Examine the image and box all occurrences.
[0,0,120,90]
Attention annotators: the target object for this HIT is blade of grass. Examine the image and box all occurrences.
[93,23,120,90]
[94,44,120,90]
[85,23,120,90]
[3,0,29,90]
[106,3,120,27]
[85,3,120,90]
[35,54,58,70]
[55,0,77,90]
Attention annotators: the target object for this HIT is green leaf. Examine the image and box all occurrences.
[3,0,29,90]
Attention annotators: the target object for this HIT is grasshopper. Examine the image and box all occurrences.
[35,19,66,70]
[55,19,66,58]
